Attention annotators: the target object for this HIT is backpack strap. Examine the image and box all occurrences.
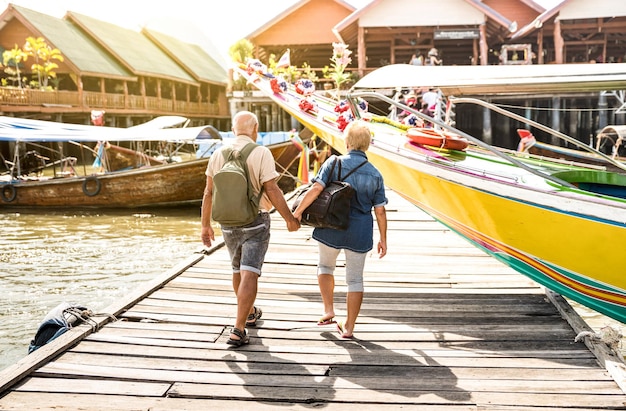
[221,142,257,162]
[338,159,368,181]
[237,142,264,203]
[221,146,234,162]
[325,156,338,185]
[239,142,259,161]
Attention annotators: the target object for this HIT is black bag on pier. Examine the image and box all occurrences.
[28,302,93,354]
[292,156,367,231]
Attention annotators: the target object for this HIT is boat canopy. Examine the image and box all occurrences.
[0,116,218,143]
[597,125,626,141]
[596,125,626,154]
[352,63,626,96]
[127,116,189,130]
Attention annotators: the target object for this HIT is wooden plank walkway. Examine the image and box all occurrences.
[1,189,626,410]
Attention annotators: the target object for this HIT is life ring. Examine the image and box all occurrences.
[82,176,101,197]
[0,184,17,202]
[407,127,469,151]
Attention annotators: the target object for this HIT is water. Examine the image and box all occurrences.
[1,208,623,372]
[0,207,205,371]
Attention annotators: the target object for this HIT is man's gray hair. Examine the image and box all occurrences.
[233,111,258,136]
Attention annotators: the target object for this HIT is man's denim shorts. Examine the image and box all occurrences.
[221,212,271,276]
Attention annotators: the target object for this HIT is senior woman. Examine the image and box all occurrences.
[293,120,388,338]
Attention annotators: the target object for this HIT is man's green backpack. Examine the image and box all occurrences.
[212,142,263,227]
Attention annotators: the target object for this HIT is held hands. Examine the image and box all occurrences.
[293,209,302,221]
[286,215,301,232]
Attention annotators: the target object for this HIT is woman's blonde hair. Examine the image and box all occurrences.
[344,120,372,151]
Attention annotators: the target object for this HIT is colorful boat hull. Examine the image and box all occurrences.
[239,66,626,323]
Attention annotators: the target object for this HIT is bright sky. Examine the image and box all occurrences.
[2,0,563,65]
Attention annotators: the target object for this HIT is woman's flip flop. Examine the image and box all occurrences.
[336,321,354,339]
[317,317,336,326]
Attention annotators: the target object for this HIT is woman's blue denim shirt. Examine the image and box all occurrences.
[312,150,387,252]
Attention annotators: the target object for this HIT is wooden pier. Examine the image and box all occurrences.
[1,190,626,410]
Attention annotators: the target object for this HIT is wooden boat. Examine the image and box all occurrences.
[0,157,210,208]
[236,62,626,324]
[0,117,304,208]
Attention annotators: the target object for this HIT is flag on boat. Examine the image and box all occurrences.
[298,145,309,185]
[92,141,105,170]
[290,132,309,185]
[276,49,290,68]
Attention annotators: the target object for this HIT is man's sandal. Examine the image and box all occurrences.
[227,327,250,347]
[246,306,263,327]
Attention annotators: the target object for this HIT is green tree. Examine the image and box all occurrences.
[23,36,64,90]
[2,45,28,87]
[229,39,255,90]
[229,38,253,65]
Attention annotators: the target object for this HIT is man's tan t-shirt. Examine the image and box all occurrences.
[205,136,279,212]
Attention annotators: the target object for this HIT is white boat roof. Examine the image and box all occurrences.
[127,116,189,129]
[352,63,626,95]
[0,116,217,142]
[597,125,626,140]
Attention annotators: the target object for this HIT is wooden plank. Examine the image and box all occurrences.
[31,363,622,397]
[93,324,222,342]
[128,300,562,322]
[72,335,600,369]
[14,377,170,396]
[168,382,626,407]
[104,320,223,334]
[0,392,475,411]
[125,296,564,319]
[70,339,596,362]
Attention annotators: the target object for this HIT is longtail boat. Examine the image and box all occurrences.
[0,116,303,208]
[236,61,626,324]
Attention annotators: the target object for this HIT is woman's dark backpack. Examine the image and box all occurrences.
[292,156,367,230]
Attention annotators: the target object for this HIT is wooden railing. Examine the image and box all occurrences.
[0,87,226,117]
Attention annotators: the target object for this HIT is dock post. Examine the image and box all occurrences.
[482,105,492,144]
[551,97,561,145]
[598,92,608,130]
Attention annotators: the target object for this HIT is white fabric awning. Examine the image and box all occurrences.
[352,63,626,96]
[0,116,217,143]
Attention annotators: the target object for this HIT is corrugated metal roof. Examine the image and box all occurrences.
[143,28,227,85]
[10,5,135,80]
[66,11,197,85]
